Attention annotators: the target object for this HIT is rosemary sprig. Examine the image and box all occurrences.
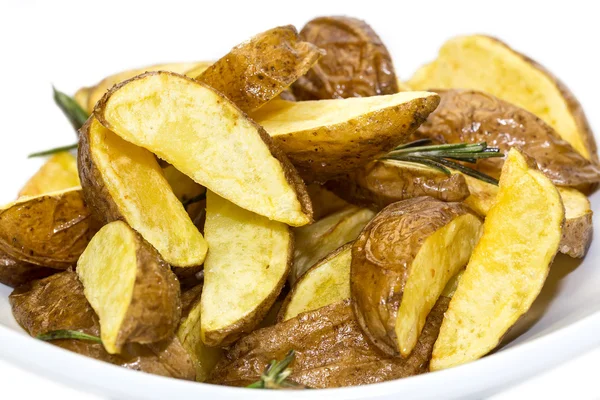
[28,143,78,158]
[37,330,102,343]
[247,350,307,389]
[381,139,503,185]
[53,87,89,132]
[182,192,207,209]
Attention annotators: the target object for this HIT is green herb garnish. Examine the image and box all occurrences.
[247,350,307,389]
[53,87,89,132]
[28,143,79,158]
[37,330,102,343]
[381,139,503,185]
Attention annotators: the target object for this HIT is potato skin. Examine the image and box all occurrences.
[0,254,55,288]
[292,16,398,100]
[197,25,322,113]
[351,197,479,355]
[560,212,593,258]
[209,298,449,388]
[327,161,470,210]
[415,89,600,188]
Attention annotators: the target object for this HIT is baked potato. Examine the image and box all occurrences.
[408,35,597,161]
[195,25,322,113]
[19,152,79,197]
[162,164,206,221]
[431,149,564,371]
[292,16,398,100]
[199,191,292,346]
[250,92,440,182]
[558,187,593,258]
[414,89,600,189]
[291,205,375,284]
[305,183,349,220]
[94,71,313,227]
[10,271,195,380]
[77,221,181,354]
[78,118,208,267]
[352,197,482,356]
[326,160,470,210]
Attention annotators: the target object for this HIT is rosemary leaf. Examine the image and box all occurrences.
[247,350,308,390]
[431,157,500,185]
[182,192,207,209]
[28,143,78,158]
[37,330,102,343]
[53,87,89,132]
[381,155,451,175]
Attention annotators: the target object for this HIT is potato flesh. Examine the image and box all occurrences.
[431,149,564,370]
[97,72,309,226]
[87,119,207,267]
[19,152,80,197]
[283,245,351,321]
[77,221,137,354]
[396,213,482,356]
[200,191,291,346]
[408,35,589,159]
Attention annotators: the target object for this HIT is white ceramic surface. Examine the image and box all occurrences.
[0,1,598,399]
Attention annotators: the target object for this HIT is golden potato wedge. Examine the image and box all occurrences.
[291,206,375,284]
[280,244,351,321]
[84,61,210,113]
[292,16,398,100]
[0,188,96,271]
[250,92,440,182]
[19,152,80,197]
[397,80,413,92]
[78,118,207,267]
[408,35,597,160]
[352,197,482,356]
[10,271,195,380]
[460,172,499,216]
[557,187,593,258]
[74,87,91,111]
[195,25,322,113]
[327,160,470,210]
[414,90,600,188]
[200,191,292,346]
[162,164,206,221]
[177,284,222,382]
[209,297,449,388]
[94,71,312,226]
[305,183,349,220]
[431,149,564,371]
[77,221,181,354]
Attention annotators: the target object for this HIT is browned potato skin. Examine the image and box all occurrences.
[305,183,349,220]
[209,298,449,388]
[352,197,480,356]
[196,25,322,113]
[0,254,55,288]
[560,213,593,258]
[9,271,195,380]
[415,89,600,189]
[292,16,399,100]
[0,190,97,271]
[327,161,470,210]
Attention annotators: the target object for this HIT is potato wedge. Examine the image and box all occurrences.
[77,221,181,354]
[280,244,351,321]
[19,152,80,197]
[460,172,500,216]
[94,71,312,226]
[78,118,207,267]
[250,92,440,182]
[195,25,322,113]
[414,89,600,188]
[292,16,398,100]
[10,271,195,380]
[557,187,593,258]
[177,284,222,382]
[200,191,292,346]
[327,160,470,210]
[305,183,349,220]
[74,87,91,111]
[352,197,482,356]
[0,255,55,288]
[430,149,564,371]
[408,35,597,160]
[0,188,96,271]
[209,297,449,388]
[291,206,375,284]
[162,164,206,221]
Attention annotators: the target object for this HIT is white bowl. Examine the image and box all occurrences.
[0,2,599,399]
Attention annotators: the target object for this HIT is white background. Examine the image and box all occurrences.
[0,0,599,398]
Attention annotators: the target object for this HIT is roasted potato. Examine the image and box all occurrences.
[327,160,470,210]
[408,35,597,161]
[73,87,91,112]
[250,92,440,182]
[0,255,55,288]
[94,72,313,227]
[19,152,79,197]
[9,271,195,380]
[78,118,208,267]
[291,206,375,284]
[199,191,292,346]
[195,25,322,113]
[209,298,449,388]
[558,187,593,258]
[305,183,349,220]
[431,149,564,371]
[292,16,398,100]
[162,164,206,221]
[414,89,600,189]
[352,197,482,356]
[77,221,181,354]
